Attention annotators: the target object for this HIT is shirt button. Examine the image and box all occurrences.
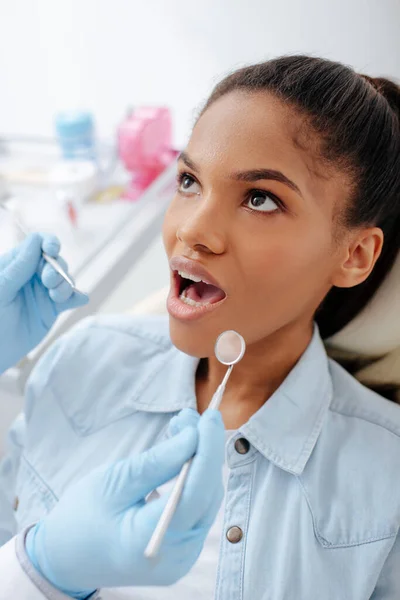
[234,437,250,454]
[226,526,243,543]
[13,497,19,511]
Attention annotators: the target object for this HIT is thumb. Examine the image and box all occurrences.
[106,426,198,509]
[0,234,42,302]
[168,408,200,437]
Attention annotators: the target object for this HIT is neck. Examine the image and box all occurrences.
[195,320,314,429]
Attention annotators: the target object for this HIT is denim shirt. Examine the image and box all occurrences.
[1,314,400,600]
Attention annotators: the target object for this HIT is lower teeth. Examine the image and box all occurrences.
[180,289,211,307]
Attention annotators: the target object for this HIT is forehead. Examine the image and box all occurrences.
[190,91,349,208]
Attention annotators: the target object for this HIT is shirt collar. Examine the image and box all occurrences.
[241,327,333,475]
[137,326,332,475]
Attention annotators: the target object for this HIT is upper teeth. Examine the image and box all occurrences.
[178,270,202,283]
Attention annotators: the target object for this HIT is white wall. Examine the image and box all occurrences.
[0,0,399,148]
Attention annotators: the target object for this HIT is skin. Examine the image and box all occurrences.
[163,91,383,429]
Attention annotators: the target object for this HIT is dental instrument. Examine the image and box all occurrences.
[144,330,246,559]
[0,202,80,293]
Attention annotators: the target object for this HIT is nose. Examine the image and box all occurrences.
[176,200,227,255]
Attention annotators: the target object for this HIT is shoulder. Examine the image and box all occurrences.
[328,358,400,445]
[60,313,172,355]
[324,359,400,484]
[24,314,175,433]
[301,359,400,547]
[28,313,172,387]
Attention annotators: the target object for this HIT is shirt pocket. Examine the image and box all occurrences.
[297,474,398,548]
[14,456,58,532]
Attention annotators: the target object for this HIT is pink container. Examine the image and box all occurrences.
[118,107,178,200]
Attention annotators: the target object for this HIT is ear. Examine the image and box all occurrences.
[332,227,384,289]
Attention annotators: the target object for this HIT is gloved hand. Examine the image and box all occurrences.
[0,233,88,374]
[168,407,201,436]
[26,409,225,598]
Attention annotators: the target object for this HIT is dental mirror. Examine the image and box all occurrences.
[214,329,246,366]
[144,330,246,559]
[208,329,246,410]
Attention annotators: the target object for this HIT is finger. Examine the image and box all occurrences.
[41,234,61,258]
[49,279,74,304]
[55,290,89,312]
[168,408,200,437]
[0,233,42,302]
[173,409,225,531]
[105,426,199,509]
[41,256,68,289]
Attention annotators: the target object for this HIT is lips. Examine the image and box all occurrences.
[167,256,227,320]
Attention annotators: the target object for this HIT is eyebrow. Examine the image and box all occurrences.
[178,151,303,198]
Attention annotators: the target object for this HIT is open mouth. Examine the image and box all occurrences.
[175,270,226,307]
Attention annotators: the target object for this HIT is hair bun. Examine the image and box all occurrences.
[361,74,400,121]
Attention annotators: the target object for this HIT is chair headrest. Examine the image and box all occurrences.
[328,251,400,357]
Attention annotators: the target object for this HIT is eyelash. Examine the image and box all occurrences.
[176,172,286,213]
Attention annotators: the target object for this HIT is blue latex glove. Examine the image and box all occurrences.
[168,407,201,436]
[0,233,88,374]
[26,409,225,597]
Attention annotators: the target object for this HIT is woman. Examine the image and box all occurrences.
[2,55,400,599]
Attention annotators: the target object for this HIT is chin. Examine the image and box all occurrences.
[168,316,219,358]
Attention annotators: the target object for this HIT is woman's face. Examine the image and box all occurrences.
[163,92,362,358]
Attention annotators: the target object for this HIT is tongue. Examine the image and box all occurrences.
[185,281,225,304]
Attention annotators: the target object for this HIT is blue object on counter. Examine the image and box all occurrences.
[55,111,96,160]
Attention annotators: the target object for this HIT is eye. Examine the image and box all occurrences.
[177,173,201,195]
[245,190,281,213]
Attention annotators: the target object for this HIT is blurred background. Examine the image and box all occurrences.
[0,0,399,442]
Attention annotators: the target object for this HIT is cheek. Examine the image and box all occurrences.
[227,222,336,340]
[237,220,335,297]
